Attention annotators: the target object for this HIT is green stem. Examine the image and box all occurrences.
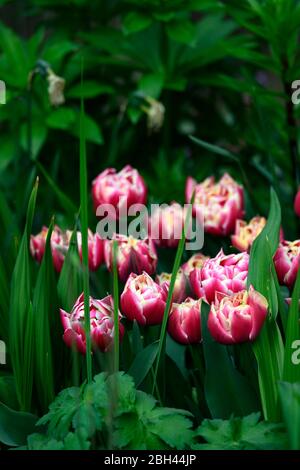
[80,62,92,384]
[112,240,119,372]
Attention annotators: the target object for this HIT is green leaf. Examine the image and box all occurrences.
[139,73,164,99]
[282,268,300,383]
[248,189,284,421]
[32,219,56,412]
[166,20,197,45]
[9,179,39,411]
[20,121,47,160]
[193,413,288,450]
[123,12,153,35]
[0,375,19,410]
[36,161,77,215]
[68,81,114,98]
[46,107,76,130]
[201,302,259,419]
[0,402,38,446]
[79,76,92,384]
[73,113,104,145]
[278,381,300,450]
[128,342,159,387]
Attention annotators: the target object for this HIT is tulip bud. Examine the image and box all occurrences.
[77,229,103,271]
[120,272,167,325]
[208,286,268,344]
[149,202,186,248]
[274,240,300,289]
[156,269,187,303]
[60,293,124,354]
[186,173,244,236]
[92,165,147,216]
[30,225,69,273]
[294,189,300,217]
[197,249,249,303]
[168,298,202,345]
[104,234,157,283]
[231,216,266,252]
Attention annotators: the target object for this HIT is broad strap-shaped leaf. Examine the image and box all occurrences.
[9,179,38,411]
[201,302,259,418]
[278,381,300,450]
[248,188,284,421]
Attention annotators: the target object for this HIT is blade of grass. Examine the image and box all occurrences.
[79,61,92,384]
[152,193,194,396]
[32,218,56,412]
[9,178,39,411]
[112,240,119,372]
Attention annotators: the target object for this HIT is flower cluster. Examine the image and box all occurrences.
[30,165,300,353]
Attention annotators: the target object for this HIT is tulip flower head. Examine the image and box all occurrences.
[186,173,244,236]
[294,189,300,217]
[208,287,268,344]
[195,249,249,303]
[168,297,202,345]
[121,272,167,325]
[60,293,124,354]
[274,240,300,289]
[149,202,187,248]
[231,216,266,252]
[92,165,147,217]
[30,225,69,273]
[104,234,157,283]
[156,270,187,303]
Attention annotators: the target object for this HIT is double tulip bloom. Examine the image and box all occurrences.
[149,202,186,248]
[186,173,244,237]
[191,249,249,303]
[231,216,266,252]
[121,272,167,325]
[274,240,300,289]
[104,234,157,283]
[92,165,147,217]
[208,287,268,344]
[30,226,103,273]
[30,225,69,273]
[168,298,202,345]
[60,293,124,354]
[156,270,187,303]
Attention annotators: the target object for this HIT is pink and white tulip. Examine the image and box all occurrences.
[231,216,266,252]
[274,240,300,289]
[60,293,124,354]
[30,225,69,273]
[168,297,202,345]
[156,270,187,303]
[120,272,167,325]
[149,202,186,248]
[92,165,147,217]
[193,249,249,303]
[104,234,157,282]
[186,173,244,236]
[208,287,268,344]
